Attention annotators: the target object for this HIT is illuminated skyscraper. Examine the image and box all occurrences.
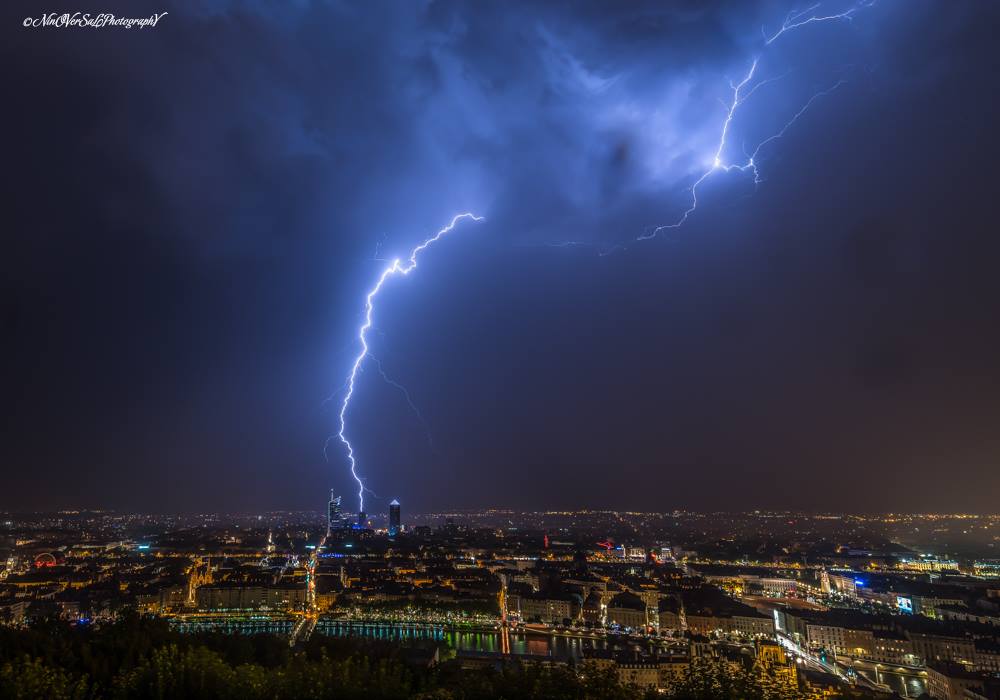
[389,499,401,537]
[327,490,349,534]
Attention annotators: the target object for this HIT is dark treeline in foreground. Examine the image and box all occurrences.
[0,615,825,699]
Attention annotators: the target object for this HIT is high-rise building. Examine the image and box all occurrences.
[327,491,349,534]
[357,511,367,528]
[389,499,401,537]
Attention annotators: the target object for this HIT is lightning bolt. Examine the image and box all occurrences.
[639,56,763,239]
[332,213,484,512]
[763,0,873,45]
[641,1,872,239]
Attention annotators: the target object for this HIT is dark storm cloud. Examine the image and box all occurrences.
[3,0,999,513]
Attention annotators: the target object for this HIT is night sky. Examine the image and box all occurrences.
[4,1,999,514]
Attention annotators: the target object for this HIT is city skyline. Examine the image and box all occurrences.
[4,505,1000,697]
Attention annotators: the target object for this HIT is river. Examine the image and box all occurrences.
[314,620,612,660]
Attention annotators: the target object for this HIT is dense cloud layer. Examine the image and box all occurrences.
[4,1,999,513]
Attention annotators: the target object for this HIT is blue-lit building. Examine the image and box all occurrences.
[389,499,401,537]
[327,490,351,534]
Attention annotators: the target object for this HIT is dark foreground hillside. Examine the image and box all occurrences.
[0,614,872,699]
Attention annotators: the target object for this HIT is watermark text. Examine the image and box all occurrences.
[23,12,168,29]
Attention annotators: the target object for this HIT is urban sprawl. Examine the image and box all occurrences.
[3,504,1000,698]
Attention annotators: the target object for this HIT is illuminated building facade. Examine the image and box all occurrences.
[389,499,400,537]
[327,491,350,534]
